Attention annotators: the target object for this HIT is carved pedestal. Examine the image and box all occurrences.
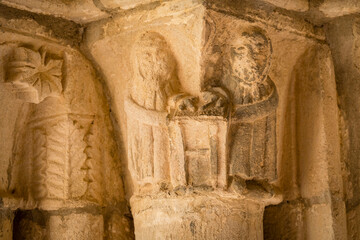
[126,100,281,239]
[131,194,265,240]
[123,28,281,239]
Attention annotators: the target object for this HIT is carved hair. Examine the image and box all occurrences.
[224,26,272,84]
[223,27,274,105]
[131,31,179,111]
[132,32,176,82]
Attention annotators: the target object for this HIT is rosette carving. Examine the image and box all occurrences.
[7,47,63,103]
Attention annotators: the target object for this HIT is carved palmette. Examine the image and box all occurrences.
[28,98,102,203]
[31,116,68,200]
[125,97,170,190]
[229,81,278,182]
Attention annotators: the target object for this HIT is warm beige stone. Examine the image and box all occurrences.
[48,213,103,240]
[0,0,359,239]
[0,210,12,240]
[131,194,265,240]
[1,0,108,23]
[264,202,305,240]
[326,16,360,240]
[320,0,360,18]
[262,0,309,12]
[107,212,134,239]
[99,0,158,9]
[0,16,129,239]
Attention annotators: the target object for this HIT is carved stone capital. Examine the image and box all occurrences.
[6,46,63,104]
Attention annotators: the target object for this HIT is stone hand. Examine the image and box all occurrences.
[199,90,228,115]
[176,95,197,113]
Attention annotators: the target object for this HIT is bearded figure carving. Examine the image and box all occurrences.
[125,32,196,193]
[224,27,279,189]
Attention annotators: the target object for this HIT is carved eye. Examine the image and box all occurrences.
[231,47,245,56]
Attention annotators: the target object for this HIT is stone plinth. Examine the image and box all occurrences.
[131,193,265,240]
[48,213,104,240]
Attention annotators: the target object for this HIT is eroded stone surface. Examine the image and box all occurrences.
[320,0,360,18]
[262,0,309,12]
[131,194,265,240]
[0,17,130,239]
[99,0,159,9]
[0,209,13,240]
[1,0,108,23]
[0,0,358,239]
[48,213,104,240]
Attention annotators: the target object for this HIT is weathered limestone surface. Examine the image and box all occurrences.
[262,0,309,12]
[0,0,359,239]
[82,0,349,239]
[131,194,265,240]
[326,16,360,240]
[0,209,13,239]
[48,213,104,240]
[99,0,159,9]
[320,0,360,18]
[0,13,131,239]
[0,0,108,23]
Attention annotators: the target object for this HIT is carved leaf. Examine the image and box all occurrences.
[32,128,48,200]
[7,47,63,102]
[82,122,103,203]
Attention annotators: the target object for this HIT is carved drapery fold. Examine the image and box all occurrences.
[124,28,280,239]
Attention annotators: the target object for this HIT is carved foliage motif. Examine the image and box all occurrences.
[1,41,117,209]
[30,113,102,203]
[68,116,103,203]
[31,118,68,200]
[6,46,63,103]
[82,122,103,203]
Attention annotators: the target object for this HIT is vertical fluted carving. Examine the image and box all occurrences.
[31,128,48,200]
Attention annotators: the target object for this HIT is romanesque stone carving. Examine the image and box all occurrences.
[6,46,63,103]
[224,27,278,186]
[0,16,128,238]
[125,28,278,195]
[2,44,114,208]
[168,88,229,189]
[122,24,280,239]
[24,97,104,204]
[125,31,197,193]
[2,0,353,238]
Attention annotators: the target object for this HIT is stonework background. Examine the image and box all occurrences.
[0,0,359,239]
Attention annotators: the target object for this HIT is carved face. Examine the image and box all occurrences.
[229,32,270,84]
[135,35,175,82]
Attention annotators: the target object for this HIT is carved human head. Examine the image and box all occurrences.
[228,27,272,85]
[133,32,176,82]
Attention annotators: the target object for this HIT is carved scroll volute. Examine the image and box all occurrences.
[223,27,279,187]
[6,46,63,104]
